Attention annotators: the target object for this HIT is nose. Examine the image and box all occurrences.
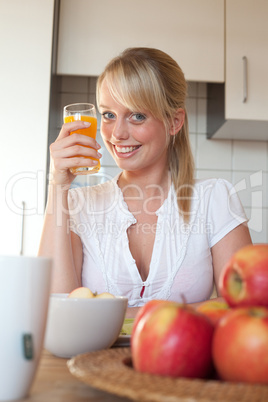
[111,117,129,142]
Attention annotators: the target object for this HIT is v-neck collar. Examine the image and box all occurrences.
[111,173,176,285]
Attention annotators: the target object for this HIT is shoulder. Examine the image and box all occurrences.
[193,177,237,202]
[69,179,113,197]
[68,177,118,213]
[194,177,233,192]
[192,177,245,219]
[196,177,246,222]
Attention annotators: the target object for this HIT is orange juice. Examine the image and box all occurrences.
[64,115,100,175]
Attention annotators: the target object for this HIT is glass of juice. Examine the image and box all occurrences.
[63,103,100,175]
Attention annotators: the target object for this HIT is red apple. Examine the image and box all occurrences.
[219,244,268,307]
[131,301,214,379]
[132,299,170,339]
[212,306,268,384]
[197,300,230,326]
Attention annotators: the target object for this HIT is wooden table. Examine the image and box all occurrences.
[19,348,268,402]
[20,349,131,402]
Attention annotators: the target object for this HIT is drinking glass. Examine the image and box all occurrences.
[63,103,101,175]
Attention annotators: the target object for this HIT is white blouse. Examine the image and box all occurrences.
[68,174,247,307]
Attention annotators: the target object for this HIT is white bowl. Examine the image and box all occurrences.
[44,293,128,358]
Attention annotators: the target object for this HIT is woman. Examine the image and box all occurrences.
[39,48,251,317]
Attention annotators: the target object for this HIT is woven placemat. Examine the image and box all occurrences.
[67,347,268,402]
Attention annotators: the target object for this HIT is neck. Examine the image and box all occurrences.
[118,169,171,198]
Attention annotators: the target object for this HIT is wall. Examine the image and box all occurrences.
[52,76,268,243]
[0,0,55,256]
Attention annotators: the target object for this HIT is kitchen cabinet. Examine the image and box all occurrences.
[0,0,55,255]
[57,0,224,83]
[207,0,268,140]
[225,0,268,121]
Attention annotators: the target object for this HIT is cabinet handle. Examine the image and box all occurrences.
[242,56,248,103]
[20,201,25,255]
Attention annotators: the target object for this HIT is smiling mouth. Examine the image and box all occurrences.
[114,145,141,154]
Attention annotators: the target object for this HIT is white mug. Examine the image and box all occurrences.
[0,256,52,401]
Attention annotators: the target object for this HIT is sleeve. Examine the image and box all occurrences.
[207,179,248,248]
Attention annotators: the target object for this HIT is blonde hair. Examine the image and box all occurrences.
[96,47,195,220]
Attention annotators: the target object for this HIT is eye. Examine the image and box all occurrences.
[102,112,115,120]
[130,113,146,122]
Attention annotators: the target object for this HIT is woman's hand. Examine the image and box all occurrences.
[49,121,101,187]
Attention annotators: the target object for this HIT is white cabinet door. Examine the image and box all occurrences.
[226,0,268,120]
[0,0,54,255]
[57,0,224,82]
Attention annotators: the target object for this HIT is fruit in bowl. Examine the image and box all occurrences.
[212,306,268,384]
[44,290,127,358]
[131,300,214,379]
[68,286,115,299]
[68,287,94,298]
[197,300,230,327]
[132,299,170,338]
[219,244,268,307]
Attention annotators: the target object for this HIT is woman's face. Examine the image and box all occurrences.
[98,79,170,174]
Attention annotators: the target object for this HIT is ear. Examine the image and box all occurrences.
[169,108,185,136]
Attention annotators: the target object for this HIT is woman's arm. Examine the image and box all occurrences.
[211,222,252,296]
[38,186,83,293]
[38,120,101,293]
[190,223,252,309]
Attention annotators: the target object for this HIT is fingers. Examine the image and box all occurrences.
[49,121,102,185]
[49,144,101,186]
[51,142,102,161]
[52,154,100,173]
[56,120,91,140]
[54,121,101,150]
[49,122,102,179]
[52,133,101,154]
